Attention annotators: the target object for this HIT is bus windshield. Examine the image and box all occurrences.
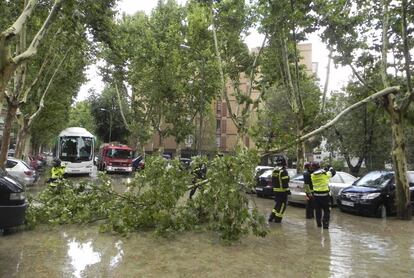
[60,136,93,162]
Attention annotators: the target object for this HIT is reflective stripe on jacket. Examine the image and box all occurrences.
[272,167,290,192]
[311,169,332,193]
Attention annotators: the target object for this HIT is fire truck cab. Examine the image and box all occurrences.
[97,143,134,173]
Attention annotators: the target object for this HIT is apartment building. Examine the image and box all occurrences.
[215,43,316,153]
[145,43,316,156]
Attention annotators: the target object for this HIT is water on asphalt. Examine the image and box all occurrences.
[1,175,414,277]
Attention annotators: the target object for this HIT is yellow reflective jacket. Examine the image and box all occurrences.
[51,166,65,179]
[311,169,332,194]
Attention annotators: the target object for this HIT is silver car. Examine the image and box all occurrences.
[288,171,357,205]
[6,158,37,186]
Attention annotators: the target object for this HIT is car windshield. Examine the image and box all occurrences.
[60,136,93,162]
[354,172,393,188]
[108,149,133,159]
[21,161,32,170]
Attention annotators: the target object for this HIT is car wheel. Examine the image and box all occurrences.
[377,204,387,218]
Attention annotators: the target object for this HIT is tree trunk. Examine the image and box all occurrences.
[0,101,18,168]
[0,62,17,96]
[176,143,182,157]
[15,118,29,159]
[345,155,365,177]
[388,107,411,220]
[296,118,305,173]
[158,132,164,153]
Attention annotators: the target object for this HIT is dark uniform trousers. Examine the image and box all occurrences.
[306,196,315,219]
[313,195,330,228]
[271,192,288,223]
[303,170,314,219]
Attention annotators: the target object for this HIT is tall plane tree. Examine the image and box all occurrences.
[257,0,321,172]
[313,0,413,219]
[0,0,119,167]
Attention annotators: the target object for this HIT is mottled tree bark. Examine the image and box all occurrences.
[0,100,18,168]
[387,103,411,219]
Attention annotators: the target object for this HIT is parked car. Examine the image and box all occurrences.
[5,158,38,186]
[255,168,298,197]
[255,166,274,178]
[338,170,414,218]
[27,155,43,171]
[7,149,15,157]
[288,171,357,205]
[0,168,28,230]
[132,156,145,171]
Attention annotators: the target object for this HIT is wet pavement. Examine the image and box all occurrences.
[1,173,414,277]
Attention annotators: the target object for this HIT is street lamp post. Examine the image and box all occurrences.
[100,108,112,142]
[180,44,206,155]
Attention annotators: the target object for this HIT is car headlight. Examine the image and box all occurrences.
[360,193,381,200]
[10,192,26,200]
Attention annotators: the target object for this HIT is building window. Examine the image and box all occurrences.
[216,102,221,115]
[221,119,226,133]
[216,119,221,132]
[220,136,226,150]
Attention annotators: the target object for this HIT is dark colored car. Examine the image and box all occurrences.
[132,156,145,171]
[0,168,28,229]
[338,171,414,218]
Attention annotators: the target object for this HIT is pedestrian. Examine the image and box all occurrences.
[268,157,290,223]
[303,162,315,219]
[47,158,66,183]
[310,162,336,229]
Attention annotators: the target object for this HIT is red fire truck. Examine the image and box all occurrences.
[97,143,134,173]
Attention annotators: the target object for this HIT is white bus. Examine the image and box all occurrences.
[57,127,95,175]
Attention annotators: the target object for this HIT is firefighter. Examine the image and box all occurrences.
[303,162,315,219]
[268,157,290,223]
[189,161,207,199]
[47,158,66,183]
[311,162,336,229]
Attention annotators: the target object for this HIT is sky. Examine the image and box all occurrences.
[77,0,351,101]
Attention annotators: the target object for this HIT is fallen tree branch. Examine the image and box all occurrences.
[264,86,400,155]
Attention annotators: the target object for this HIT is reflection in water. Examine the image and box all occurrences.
[67,239,101,278]
[2,182,414,277]
[412,240,414,260]
[110,240,124,268]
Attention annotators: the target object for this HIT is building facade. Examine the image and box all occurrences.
[144,43,315,156]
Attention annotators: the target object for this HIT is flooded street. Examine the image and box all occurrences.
[1,175,414,277]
